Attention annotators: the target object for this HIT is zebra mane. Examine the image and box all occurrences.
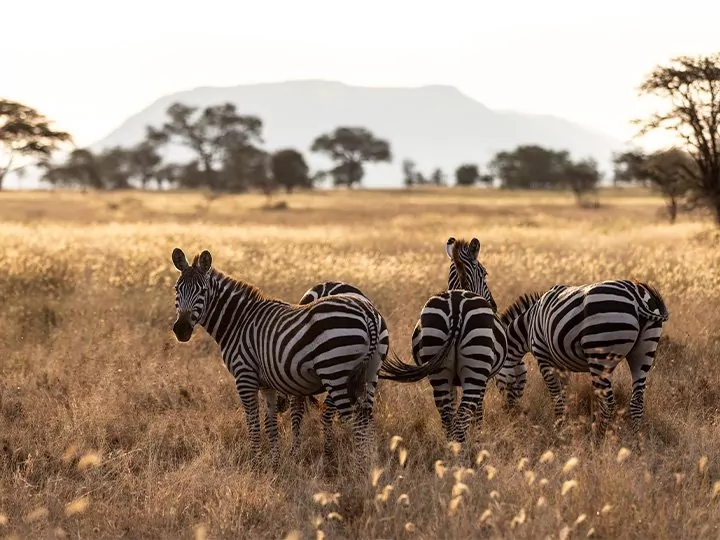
[450,238,472,284]
[209,267,272,303]
[500,291,543,325]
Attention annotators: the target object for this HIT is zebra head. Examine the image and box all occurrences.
[171,247,213,342]
[445,236,497,312]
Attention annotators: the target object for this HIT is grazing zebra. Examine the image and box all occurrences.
[409,237,508,443]
[499,280,669,436]
[171,249,445,463]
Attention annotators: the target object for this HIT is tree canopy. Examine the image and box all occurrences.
[0,99,72,189]
[635,53,720,225]
[310,127,391,188]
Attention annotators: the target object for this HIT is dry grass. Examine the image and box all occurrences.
[1,188,719,539]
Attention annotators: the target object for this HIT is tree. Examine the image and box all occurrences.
[126,127,165,189]
[430,168,446,186]
[310,127,391,188]
[158,102,263,191]
[455,163,480,186]
[63,149,104,189]
[644,149,696,223]
[402,159,417,188]
[488,145,570,189]
[564,157,601,206]
[271,149,311,193]
[478,174,494,186]
[612,150,649,187]
[0,99,72,189]
[635,53,720,226]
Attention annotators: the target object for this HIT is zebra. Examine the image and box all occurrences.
[277,281,384,449]
[445,236,527,408]
[409,237,508,443]
[171,248,446,463]
[498,280,669,437]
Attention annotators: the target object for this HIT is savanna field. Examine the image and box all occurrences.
[1,188,720,540]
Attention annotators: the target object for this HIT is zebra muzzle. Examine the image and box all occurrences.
[173,314,194,342]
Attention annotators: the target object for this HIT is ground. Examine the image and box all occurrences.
[0,187,719,539]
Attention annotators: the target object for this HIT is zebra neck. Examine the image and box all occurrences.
[199,271,267,347]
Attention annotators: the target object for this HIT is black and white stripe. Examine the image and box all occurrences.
[409,237,508,443]
[171,251,444,463]
[499,280,669,436]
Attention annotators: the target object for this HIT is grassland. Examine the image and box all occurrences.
[1,187,719,539]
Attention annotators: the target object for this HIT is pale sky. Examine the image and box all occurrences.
[6,0,720,149]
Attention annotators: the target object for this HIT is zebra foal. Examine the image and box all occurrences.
[499,280,669,437]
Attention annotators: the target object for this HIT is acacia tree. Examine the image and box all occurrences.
[644,149,696,223]
[635,53,720,225]
[158,102,263,191]
[0,99,72,189]
[310,127,391,188]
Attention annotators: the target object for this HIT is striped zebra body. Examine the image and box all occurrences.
[411,290,506,442]
[500,279,669,436]
[280,281,390,452]
[171,251,445,463]
[410,237,508,443]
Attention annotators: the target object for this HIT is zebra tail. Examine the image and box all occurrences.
[347,309,381,405]
[378,332,455,383]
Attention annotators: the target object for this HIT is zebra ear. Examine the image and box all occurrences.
[197,250,213,274]
[445,237,456,259]
[172,248,189,272]
[470,237,481,258]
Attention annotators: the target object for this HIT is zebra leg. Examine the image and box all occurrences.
[238,388,262,463]
[537,359,568,430]
[626,321,662,434]
[588,354,622,439]
[452,387,484,444]
[429,372,456,440]
[289,396,306,456]
[321,395,337,460]
[261,389,280,468]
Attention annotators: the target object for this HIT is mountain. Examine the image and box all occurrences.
[91,80,624,188]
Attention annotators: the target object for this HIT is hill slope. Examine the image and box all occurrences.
[91,80,623,187]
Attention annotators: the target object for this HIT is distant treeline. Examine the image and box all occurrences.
[2,52,720,224]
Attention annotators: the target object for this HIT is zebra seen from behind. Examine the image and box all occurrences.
[409,237,508,443]
[499,280,669,437]
[277,281,386,451]
[171,249,447,464]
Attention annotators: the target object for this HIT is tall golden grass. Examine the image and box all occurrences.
[1,188,719,539]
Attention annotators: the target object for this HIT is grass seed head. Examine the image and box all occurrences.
[485,465,497,480]
[193,524,207,540]
[452,482,470,497]
[390,435,404,452]
[404,522,417,533]
[375,485,394,503]
[510,508,526,529]
[616,447,631,463]
[448,495,462,517]
[537,496,547,508]
[370,467,384,487]
[479,509,492,524]
[77,451,102,470]
[698,455,709,474]
[434,460,446,479]
[562,457,580,473]
[0,514,7,526]
[517,457,529,471]
[396,494,410,507]
[600,504,613,515]
[398,447,408,467]
[284,531,302,540]
[23,507,49,524]
[327,512,343,522]
[539,450,555,464]
[711,481,720,500]
[64,495,90,516]
[447,441,462,456]
[475,450,490,464]
[313,492,341,506]
[561,479,579,496]
[524,470,536,485]
[574,514,587,527]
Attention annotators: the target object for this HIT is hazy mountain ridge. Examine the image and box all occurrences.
[91,80,624,187]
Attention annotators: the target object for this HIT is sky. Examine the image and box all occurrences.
[5,0,720,172]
